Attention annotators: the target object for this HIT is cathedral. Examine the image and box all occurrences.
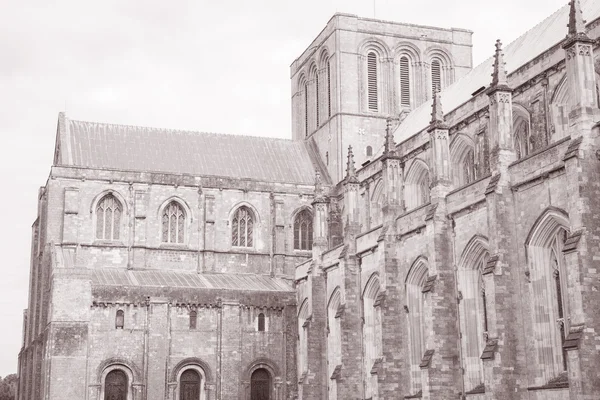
[17,0,600,399]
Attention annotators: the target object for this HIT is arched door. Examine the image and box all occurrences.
[250,369,270,400]
[105,370,128,400]
[180,369,201,400]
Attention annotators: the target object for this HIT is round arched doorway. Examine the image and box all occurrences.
[104,369,128,400]
[180,369,201,400]
[250,368,271,400]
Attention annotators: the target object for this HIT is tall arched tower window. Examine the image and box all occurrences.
[162,201,186,244]
[294,210,313,250]
[96,194,122,241]
[431,58,442,95]
[327,59,332,118]
[367,51,379,111]
[311,65,320,128]
[400,56,411,108]
[257,312,266,332]
[232,206,254,247]
[301,80,309,137]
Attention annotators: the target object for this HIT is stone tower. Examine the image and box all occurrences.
[290,13,473,183]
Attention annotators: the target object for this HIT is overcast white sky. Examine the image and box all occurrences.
[0,0,570,377]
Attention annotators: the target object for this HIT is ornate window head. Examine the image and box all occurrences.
[294,210,313,251]
[162,201,186,244]
[96,194,122,241]
[232,206,254,247]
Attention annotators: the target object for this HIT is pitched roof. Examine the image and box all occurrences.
[55,113,322,185]
[394,0,600,145]
[92,268,294,293]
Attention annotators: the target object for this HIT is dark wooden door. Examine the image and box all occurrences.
[180,369,200,400]
[251,369,270,400]
[104,370,127,400]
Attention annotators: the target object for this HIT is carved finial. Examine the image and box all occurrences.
[567,0,586,36]
[313,169,327,203]
[345,146,358,183]
[384,117,396,156]
[430,85,444,124]
[491,39,508,87]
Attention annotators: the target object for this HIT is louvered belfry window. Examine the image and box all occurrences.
[294,210,313,250]
[315,70,320,128]
[431,59,441,95]
[367,52,378,111]
[96,194,122,240]
[400,56,411,107]
[232,206,254,247]
[162,201,185,244]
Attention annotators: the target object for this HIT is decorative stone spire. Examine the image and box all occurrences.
[490,40,509,88]
[430,86,444,124]
[383,117,397,157]
[428,86,448,131]
[313,170,327,203]
[567,0,586,37]
[345,146,359,184]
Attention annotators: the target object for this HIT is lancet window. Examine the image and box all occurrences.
[162,201,186,244]
[294,210,313,251]
[96,194,122,241]
[232,206,254,247]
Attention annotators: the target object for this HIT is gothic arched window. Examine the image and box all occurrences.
[257,313,265,332]
[400,56,411,108]
[105,370,128,400]
[294,210,313,250]
[526,211,570,385]
[514,118,531,159]
[406,259,428,396]
[304,80,309,137]
[367,51,378,111]
[232,206,254,247]
[96,194,122,241]
[405,160,430,210]
[327,58,332,118]
[162,201,185,244]
[115,310,124,329]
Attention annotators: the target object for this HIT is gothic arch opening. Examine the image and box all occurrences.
[405,257,429,395]
[404,159,430,210]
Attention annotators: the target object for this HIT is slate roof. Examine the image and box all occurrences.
[394,0,600,146]
[92,268,294,293]
[55,114,321,185]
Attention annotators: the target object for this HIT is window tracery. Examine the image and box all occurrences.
[96,194,122,241]
[162,201,186,244]
[294,210,313,251]
[232,206,254,247]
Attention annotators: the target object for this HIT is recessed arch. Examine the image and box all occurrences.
[97,359,141,400]
[327,286,342,310]
[358,38,391,59]
[549,74,571,141]
[450,133,476,187]
[458,235,489,270]
[394,42,422,63]
[406,256,429,285]
[404,158,431,210]
[525,206,570,250]
[370,179,384,227]
[362,272,381,300]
